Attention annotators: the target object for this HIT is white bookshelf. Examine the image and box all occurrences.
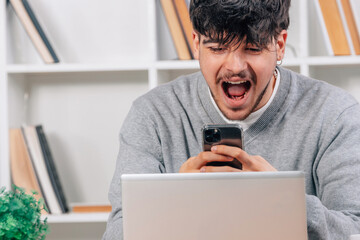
[1,0,360,239]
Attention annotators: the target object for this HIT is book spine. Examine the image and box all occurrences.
[10,128,48,215]
[9,0,59,63]
[314,0,334,55]
[337,0,356,55]
[350,0,360,33]
[172,0,194,59]
[22,125,62,214]
[20,127,51,214]
[317,0,351,55]
[36,125,69,213]
[21,0,59,62]
[160,0,192,60]
[341,0,360,55]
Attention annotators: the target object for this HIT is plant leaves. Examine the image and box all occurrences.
[0,185,49,239]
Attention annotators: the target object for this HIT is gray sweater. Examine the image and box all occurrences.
[103,67,360,240]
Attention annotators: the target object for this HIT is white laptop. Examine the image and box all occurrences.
[121,171,307,240]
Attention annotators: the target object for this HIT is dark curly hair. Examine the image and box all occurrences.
[190,0,291,49]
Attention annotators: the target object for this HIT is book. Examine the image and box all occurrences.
[9,0,59,63]
[342,0,360,55]
[337,0,356,55]
[36,125,69,213]
[72,204,112,213]
[22,125,63,214]
[9,128,48,215]
[173,0,194,58]
[160,0,192,60]
[350,0,360,31]
[316,0,351,55]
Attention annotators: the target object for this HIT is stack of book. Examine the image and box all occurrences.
[160,0,194,60]
[10,125,68,214]
[315,0,360,56]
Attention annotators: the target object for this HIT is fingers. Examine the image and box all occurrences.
[211,145,277,172]
[196,151,234,168]
[180,145,277,173]
[211,145,251,166]
[179,151,234,173]
[201,151,233,164]
[200,165,242,173]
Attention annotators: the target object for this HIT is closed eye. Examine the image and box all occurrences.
[246,47,262,52]
[209,47,226,53]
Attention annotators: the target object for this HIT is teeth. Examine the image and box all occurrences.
[225,81,247,85]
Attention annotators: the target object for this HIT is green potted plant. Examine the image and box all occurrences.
[0,185,49,239]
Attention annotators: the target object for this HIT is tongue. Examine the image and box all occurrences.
[227,84,247,97]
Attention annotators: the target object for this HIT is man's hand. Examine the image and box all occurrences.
[179,149,236,173]
[179,145,277,173]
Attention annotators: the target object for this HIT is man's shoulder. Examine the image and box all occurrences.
[283,68,358,112]
[134,71,203,107]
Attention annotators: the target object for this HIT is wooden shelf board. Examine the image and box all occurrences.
[156,60,199,70]
[43,212,109,223]
[304,56,360,66]
[6,62,150,74]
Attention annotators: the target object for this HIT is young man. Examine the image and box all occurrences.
[103,1,360,239]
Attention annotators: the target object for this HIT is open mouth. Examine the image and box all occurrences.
[222,81,251,100]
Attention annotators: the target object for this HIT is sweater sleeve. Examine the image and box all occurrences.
[307,103,360,239]
[102,102,163,240]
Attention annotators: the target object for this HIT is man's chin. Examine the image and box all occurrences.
[219,96,253,120]
[221,108,251,121]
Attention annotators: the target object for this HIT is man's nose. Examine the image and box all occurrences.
[223,50,247,74]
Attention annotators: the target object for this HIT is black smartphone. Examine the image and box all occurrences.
[202,124,243,169]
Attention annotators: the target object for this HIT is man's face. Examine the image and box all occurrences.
[193,31,287,120]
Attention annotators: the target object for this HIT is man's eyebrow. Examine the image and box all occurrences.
[201,38,220,45]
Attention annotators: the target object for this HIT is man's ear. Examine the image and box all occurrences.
[192,31,200,60]
[276,30,288,61]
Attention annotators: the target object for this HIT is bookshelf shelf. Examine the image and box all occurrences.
[155,60,199,70]
[305,56,360,66]
[44,212,109,223]
[7,63,150,74]
[283,56,360,67]
[1,0,360,239]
